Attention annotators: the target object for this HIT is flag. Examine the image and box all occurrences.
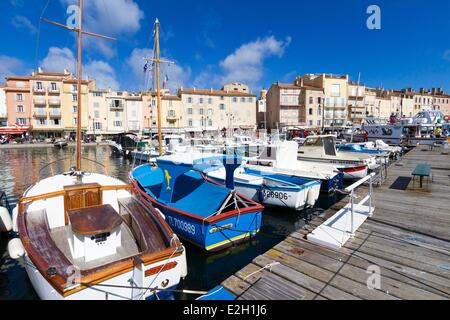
[163,74,169,89]
[143,63,148,73]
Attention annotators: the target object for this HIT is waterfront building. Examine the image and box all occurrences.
[256,89,267,129]
[179,82,257,133]
[295,74,349,127]
[87,87,109,138]
[4,76,32,129]
[374,90,393,119]
[413,88,434,113]
[0,84,7,126]
[125,93,144,133]
[347,82,366,124]
[105,90,127,135]
[364,88,377,117]
[430,88,450,115]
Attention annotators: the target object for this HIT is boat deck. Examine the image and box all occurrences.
[221,146,450,300]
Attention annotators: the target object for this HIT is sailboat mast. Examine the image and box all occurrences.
[155,19,163,156]
[76,0,83,171]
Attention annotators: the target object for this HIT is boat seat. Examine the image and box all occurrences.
[68,204,122,236]
[25,209,72,278]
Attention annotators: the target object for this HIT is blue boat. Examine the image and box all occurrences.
[336,143,389,155]
[130,154,264,252]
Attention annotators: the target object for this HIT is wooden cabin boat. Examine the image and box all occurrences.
[130,154,264,252]
[10,173,186,300]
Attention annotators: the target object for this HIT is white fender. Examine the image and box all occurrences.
[0,206,12,232]
[306,188,316,208]
[8,238,25,259]
[155,208,165,220]
[12,206,19,233]
[180,246,188,279]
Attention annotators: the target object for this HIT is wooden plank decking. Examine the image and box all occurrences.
[221,146,450,300]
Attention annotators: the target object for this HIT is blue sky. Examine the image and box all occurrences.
[0,0,449,93]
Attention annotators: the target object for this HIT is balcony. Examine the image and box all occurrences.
[33,97,46,105]
[48,99,61,106]
[110,102,124,110]
[34,111,47,118]
[33,86,46,94]
[47,86,60,95]
[166,114,178,121]
[49,110,61,118]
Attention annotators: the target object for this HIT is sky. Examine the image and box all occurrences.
[0,0,449,93]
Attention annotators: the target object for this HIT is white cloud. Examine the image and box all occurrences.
[59,0,144,57]
[220,36,291,86]
[194,36,291,89]
[11,15,38,34]
[85,60,119,90]
[0,55,24,81]
[126,48,191,93]
[39,47,119,89]
[40,47,76,73]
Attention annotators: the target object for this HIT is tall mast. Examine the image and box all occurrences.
[155,19,163,156]
[42,1,115,173]
[76,0,83,171]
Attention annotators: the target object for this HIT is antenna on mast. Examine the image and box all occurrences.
[42,0,115,173]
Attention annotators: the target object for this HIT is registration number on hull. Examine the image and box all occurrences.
[262,190,289,200]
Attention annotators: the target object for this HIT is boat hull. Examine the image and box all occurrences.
[142,197,262,252]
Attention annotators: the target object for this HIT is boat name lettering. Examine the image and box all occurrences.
[167,216,196,235]
[262,190,289,200]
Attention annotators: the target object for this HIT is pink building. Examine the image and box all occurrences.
[4,76,33,127]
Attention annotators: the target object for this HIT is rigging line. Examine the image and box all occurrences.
[35,0,53,71]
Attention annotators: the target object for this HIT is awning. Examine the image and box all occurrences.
[0,126,32,135]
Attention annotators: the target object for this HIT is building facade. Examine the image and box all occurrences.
[0,84,7,126]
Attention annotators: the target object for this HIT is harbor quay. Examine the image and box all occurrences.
[219,146,450,300]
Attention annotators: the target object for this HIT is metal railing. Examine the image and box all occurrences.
[344,172,375,237]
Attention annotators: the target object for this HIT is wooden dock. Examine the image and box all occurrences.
[221,146,450,300]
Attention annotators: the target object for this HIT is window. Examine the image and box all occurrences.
[341,97,345,106]
[309,108,313,115]
[248,97,253,103]
[73,106,78,113]
[94,111,100,118]
[220,96,224,101]
[318,97,322,104]
[51,83,57,90]
[94,122,102,130]
[208,119,213,126]
[93,102,99,108]
[241,97,245,102]
[326,97,330,106]
[207,109,213,116]
[16,93,23,101]
[333,97,338,107]
[317,120,321,126]
[331,84,340,97]
[72,118,77,125]
[309,97,313,104]
[208,98,212,104]
[199,98,204,104]
[309,120,313,126]
[53,119,60,125]
[188,108,193,115]
[115,111,120,118]
[187,97,192,103]
[188,119,193,127]
[17,118,26,125]
[72,84,77,92]
[199,108,204,115]
[169,110,175,117]
[219,104,225,110]
[232,97,237,103]
[318,107,322,116]
[37,119,46,126]
[72,94,78,102]
[36,82,43,89]
[93,92,103,97]
[114,121,122,127]
[17,105,24,113]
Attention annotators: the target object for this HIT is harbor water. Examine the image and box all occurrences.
[0,145,343,300]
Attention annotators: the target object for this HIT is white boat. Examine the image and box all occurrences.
[297,135,377,180]
[244,141,344,193]
[11,173,186,300]
[6,6,187,300]
[206,166,321,211]
[363,111,448,146]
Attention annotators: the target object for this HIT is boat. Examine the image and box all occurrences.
[297,135,377,180]
[54,139,68,148]
[362,110,448,146]
[107,132,138,157]
[205,164,321,211]
[244,141,344,193]
[130,153,264,252]
[5,7,187,300]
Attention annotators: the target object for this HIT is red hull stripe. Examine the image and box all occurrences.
[343,166,367,173]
